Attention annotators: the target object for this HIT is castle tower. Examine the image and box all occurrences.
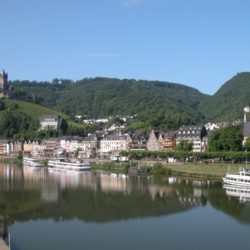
[0,70,8,98]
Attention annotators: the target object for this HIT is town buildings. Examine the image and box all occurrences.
[0,124,209,157]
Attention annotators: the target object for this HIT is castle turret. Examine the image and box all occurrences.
[0,70,8,98]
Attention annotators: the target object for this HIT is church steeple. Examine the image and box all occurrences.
[244,106,250,123]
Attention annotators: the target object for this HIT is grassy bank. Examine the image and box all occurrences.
[0,156,22,165]
[90,160,243,180]
[160,162,241,180]
[91,162,128,174]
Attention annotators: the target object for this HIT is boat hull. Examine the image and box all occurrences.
[48,159,91,172]
[23,157,43,167]
[223,173,250,188]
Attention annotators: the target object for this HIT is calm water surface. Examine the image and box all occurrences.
[0,164,250,250]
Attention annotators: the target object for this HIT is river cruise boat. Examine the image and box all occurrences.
[48,158,91,172]
[23,156,43,167]
[222,168,250,187]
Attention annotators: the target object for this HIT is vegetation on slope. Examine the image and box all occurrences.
[10,72,250,127]
[200,72,250,121]
[12,77,209,130]
[0,99,92,139]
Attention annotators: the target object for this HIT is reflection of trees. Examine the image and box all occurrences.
[208,183,250,224]
[0,187,196,224]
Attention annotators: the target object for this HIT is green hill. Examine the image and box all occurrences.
[0,99,90,139]
[11,78,209,130]
[200,72,250,121]
[10,72,250,128]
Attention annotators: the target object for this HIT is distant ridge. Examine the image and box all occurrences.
[10,72,250,129]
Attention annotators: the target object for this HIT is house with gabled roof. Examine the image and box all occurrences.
[159,131,176,151]
[129,132,148,151]
[147,130,161,151]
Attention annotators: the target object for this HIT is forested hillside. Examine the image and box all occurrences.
[199,72,250,121]
[0,99,91,139]
[10,72,250,130]
[11,78,208,130]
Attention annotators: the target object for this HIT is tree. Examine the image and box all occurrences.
[176,140,193,152]
[244,137,250,151]
[0,100,5,111]
[208,125,243,151]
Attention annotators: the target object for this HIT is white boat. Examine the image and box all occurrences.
[23,156,43,167]
[48,157,91,172]
[222,168,250,187]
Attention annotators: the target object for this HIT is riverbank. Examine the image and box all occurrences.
[159,162,241,180]
[90,160,242,180]
[0,156,243,180]
[0,156,22,165]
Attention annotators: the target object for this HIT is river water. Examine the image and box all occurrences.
[0,164,250,250]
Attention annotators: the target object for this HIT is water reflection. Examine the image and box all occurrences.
[223,184,250,203]
[0,163,250,227]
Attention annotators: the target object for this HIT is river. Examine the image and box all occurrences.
[0,164,250,250]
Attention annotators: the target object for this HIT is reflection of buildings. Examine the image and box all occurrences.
[223,185,250,203]
[148,177,209,207]
[48,171,97,190]
[0,164,23,189]
[99,173,131,194]
[148,185,175,200]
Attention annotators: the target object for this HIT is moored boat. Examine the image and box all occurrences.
[48,157,91,172]
[23,156,44,167]
[222,168,250,187]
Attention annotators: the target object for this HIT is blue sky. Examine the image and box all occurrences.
[1,0,250,95]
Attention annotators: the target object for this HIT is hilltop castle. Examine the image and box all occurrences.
[0,70,8,98]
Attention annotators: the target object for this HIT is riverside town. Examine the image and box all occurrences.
[1,67,250,248]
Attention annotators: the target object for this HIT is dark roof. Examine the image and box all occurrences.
[177,125,204,138]
[39,114,59,121]
[131,132,149,140]
[243,122,250,137]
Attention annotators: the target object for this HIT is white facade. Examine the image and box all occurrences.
[176,125,207,152]
[39,115,59,130]
[99,136,126,156]
[0,140,11,155]
[60,138,80,153]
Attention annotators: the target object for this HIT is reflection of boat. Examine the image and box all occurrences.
[48,158,91,172]
[23,156,43,167]
[222,168,250,187]
[223,184,250,203]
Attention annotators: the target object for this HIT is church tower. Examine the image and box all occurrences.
[0,70,8,98]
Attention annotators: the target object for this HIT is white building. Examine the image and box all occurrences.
[39,115,60,131]
[0,140,11,156]
[176,125,207,152]
[99,135,127,157]
[60,137,81,153]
